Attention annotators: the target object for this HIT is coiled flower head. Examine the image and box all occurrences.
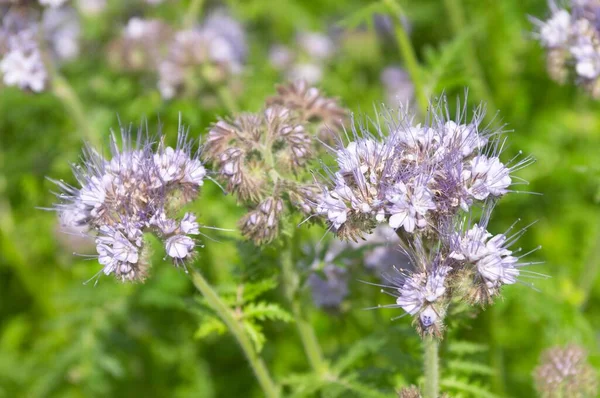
[204,80,347,245]
[534,344,598,398]
[319,95,540,337]
[50,122,207,282]
[533,0,600,97]
[316,96,531,241]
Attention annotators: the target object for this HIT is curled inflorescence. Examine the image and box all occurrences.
[51,124,207,282]
[534,344,598,398]
[533,0,600,97]
[204,80,347,245]
[317,96,539,336]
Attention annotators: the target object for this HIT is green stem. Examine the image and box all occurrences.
[579,215,600,309]
[183,0,205,29]
[280,246,328,375]
[51,73,95,144]
[442,0,497,116]
[384,0,429,115]
[190,268,280,398]
[216,85,240,114]
[423,337,439,398]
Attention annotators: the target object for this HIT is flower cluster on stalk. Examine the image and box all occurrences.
[51,124,207,282]
[1,2,81,92]
[534,344,598,397]
[203,80,347,245]
[533,0,600,97]
[316,96,538,336]
[107,10,247,102]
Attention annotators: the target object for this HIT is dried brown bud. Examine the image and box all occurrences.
[239,196,284,245]
[266,80,347,141]
[398,386,421,398]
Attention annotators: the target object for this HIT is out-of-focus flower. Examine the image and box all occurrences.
[204,81,347,245]
[269,31,335,84]
[50,123,207,282]
[533,1,600,97]
[534,344,598,398]
[108,17,172,72]
[39,0,68,7]
[157,11,246,99]
[0,24,47,92]
[381,66,414,106]
[307,263,349,310]
[42,5,80,61]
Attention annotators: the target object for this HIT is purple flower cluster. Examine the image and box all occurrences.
[317,96,537,336]
[52,125,206,281]
[533,0,600,97]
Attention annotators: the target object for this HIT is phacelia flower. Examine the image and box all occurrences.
[533,0,600,97]
[0,22,47,92]
[50,123,207,282]
[534,344,598,398]
[107,17,172,72]
[205,81,347,245]
[316,97,531,241]
[269,31,335,84]
[319,95,539,337]
[157,11,246,100]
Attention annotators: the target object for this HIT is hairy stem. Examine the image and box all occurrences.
[423,337,439,398]
[190,268,280,398]
[280,245,328,375]
[384,0,429,115]
[442,0,497,117]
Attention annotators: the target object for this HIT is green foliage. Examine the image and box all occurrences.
[1,0,600,397]
[194,278,293,352]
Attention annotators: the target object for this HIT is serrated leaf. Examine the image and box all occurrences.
[447,340,489,356]
[440,376,499,398]
[241,277,279,303]
[243,302,294,323]
[333,336,387,373]
[243,320,266,353]
[194,317,227,340]
[447,359,494,376]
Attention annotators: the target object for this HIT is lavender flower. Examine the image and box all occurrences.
[269,31,335,84]
[316,98,530,241]
[42,5,81,62]
[533,0,600,97]
[534,344,598,397]
[381,66,414,106]
[107,17,172,72]
[0,19,47,92]
[157,11,246,99]
[318,95,539,336]
[50,123,207,282]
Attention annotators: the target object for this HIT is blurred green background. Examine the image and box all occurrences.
[1,0,599,397]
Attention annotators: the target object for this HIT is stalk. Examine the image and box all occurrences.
[51,72,96,145]
[423,336,440,398]
[442,0,497,116]
[183,0,206,29]
[280,244,328,375]
[383,0,429,115]
[190,268,280,398]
